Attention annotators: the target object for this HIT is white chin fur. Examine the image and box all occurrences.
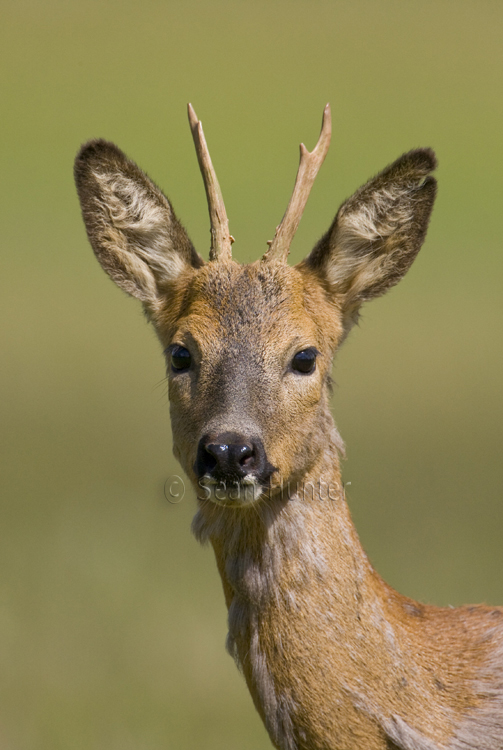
[197,475,263,506]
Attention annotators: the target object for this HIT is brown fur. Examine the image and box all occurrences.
[75,128,503,750]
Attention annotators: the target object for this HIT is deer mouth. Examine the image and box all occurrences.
[196,474,267,506]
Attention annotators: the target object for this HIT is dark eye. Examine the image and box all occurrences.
[291,348,318,374]
[171,345,191,372]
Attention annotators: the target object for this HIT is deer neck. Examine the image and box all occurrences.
[192,440,399,747]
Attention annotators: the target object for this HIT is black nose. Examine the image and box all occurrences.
[195,431,272,482]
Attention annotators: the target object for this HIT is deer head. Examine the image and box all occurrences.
[74,106,436,508]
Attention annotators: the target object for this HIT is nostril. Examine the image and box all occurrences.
[206,444,228,460]
[204,443,230,474]
[237,444,254,467]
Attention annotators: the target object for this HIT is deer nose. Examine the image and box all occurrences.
[206,441,253,470]
[195,432,266,481]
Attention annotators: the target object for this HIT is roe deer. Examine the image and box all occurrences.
[74,105,503,750]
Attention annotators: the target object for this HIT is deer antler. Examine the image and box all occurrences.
[188,104,233,262]
[264,104,332,263]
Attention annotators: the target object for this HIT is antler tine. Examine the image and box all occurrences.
[265,104,332,263]
[187,104,233,262]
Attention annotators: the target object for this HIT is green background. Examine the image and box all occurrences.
[1,1,502,748]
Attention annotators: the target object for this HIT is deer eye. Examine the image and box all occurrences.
[171,345,191,372]
[291,348,318,374]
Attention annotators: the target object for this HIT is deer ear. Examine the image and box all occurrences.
[74,140,204,310]
[303,149,437,330]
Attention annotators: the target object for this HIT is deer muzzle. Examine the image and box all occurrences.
[194,432,276,505]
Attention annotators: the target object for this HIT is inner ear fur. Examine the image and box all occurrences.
[74,139,203,308]
[303,148,437,326]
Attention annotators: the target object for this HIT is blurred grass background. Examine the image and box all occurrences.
[1,1,502,747]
